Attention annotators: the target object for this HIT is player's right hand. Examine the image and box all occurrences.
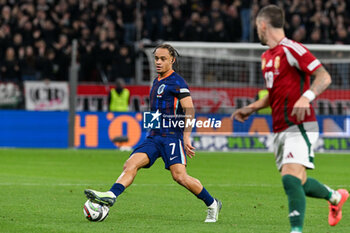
[183,136,195,158]
[231,107,253,122]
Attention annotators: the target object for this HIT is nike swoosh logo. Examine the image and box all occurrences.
[170,156,178,161]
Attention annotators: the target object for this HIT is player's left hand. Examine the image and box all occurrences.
[291,96,311,122]
[183,137,195,158]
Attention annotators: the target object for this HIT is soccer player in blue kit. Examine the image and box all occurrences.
[85,44,222,222]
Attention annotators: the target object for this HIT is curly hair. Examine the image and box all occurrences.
[153,44,180,71]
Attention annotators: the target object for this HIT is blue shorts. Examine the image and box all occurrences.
[131,135,187,170]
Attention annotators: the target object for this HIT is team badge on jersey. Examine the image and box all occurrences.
[261,58,266,70]
[157,84,166,98]
[274,56,280,69]
[274,56,280,75]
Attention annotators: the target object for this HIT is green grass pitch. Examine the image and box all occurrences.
[0,149,349,233]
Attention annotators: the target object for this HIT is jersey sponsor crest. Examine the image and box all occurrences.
[274,56,280,75]
[261,58,266,70]
[157,84,166,98]
[274,56,280,69]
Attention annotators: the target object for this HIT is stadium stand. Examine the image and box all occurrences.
[0,0,349,85]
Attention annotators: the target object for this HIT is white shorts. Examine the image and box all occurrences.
[273,122,319,171]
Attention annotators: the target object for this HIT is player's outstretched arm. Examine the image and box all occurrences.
[180,96,196,158]
[291,66,332,122]
[231,94,270,122]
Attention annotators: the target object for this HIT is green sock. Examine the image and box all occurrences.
[282,175,305,232]
[303,177,332,200]
[291,226,303,232]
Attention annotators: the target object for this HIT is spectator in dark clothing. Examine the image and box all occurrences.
[161,14,176,41]
[209,9,223,24]
[42,48,58,80]
[20,21,35,45]
[200,15,211,41]
[171,8,185,41]
[20,45,37,81]
[309,11,322,30]
[183,12,203,41]
[145,0,164,41]
[1,47,20,83]
[37,0,50,12]
[42,19,58,44]
[320,13,333,43]
[334,25,350,86]
[1,5,16,27]
[292,25,307,43]
[286,14,303,38]
[308,28,323,44]
[208,20,230,42]
[53,34,70,81]
[0,23,12,57]
[79,39,99,82]
[12,33,23,56]
[225,4,242,42]
[95,28,116,82]
[334,25,350,44]
[35,39,49,80]
[209,0,224,20]
[121,0,136,44]
[240,0,252,42]
[112,45,135,84]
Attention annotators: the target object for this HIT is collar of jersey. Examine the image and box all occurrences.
[268,37,286,51]
[279,37,287,45]
[158,70,174,81]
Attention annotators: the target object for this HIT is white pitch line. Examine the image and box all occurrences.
[0,183,348,188]
[0,183,97,186]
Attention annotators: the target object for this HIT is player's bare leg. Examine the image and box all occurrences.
[170,164,202,194]
[85,153,150,206]
[281,163,307,183]
[115,153,150,188]
[170,164,222,222]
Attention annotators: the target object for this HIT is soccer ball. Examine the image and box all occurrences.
[83,200,109,222]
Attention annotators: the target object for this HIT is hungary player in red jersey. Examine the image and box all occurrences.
[232,5,348,233]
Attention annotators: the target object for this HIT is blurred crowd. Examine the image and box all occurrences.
[0,0,350,85]
[274,0,350,45]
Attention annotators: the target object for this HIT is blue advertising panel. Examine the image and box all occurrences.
[0,111,349,151]
[0,111,68,148]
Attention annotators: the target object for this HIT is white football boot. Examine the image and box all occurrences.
[84,189,116,207]
[204,198,222,222]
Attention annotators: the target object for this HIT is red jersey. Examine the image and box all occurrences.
[261,37,322,132]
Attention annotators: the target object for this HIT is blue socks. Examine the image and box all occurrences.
[109,183,125,197]
[196,187,215,206]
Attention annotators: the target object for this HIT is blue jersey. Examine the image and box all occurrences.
[149,71,191,138]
